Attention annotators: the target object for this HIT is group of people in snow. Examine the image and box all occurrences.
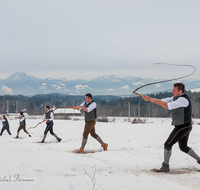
[0,83,200,172]
[0,93,108,152]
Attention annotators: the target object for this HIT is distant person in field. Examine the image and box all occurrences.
[142,83,200,172]
[0,115,12,136]
[73,93,108,153]
[15,112,31,138]
[40,105,62,143]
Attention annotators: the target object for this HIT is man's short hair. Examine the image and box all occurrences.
[45,105,50,110]
[85,93,92,99]
[3,115,5,118]
[20,112,23,115]
[174,83,185,93]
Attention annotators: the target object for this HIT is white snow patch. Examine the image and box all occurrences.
[13,73,19,81]
[39,86,47,93]
[155,84,162,88]
[0,117,200,190]
[119,85,129,91]
[51,84,62,90]
[84,85,92,90]
[2,85,13,94]
[107,88,115,91]
[75,85,92,90]
[189,88,200,92]
[75,85,85,90]
[133,81,143,85]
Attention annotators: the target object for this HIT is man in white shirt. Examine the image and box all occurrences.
[142,83,200,172]
[40,105,61,143]
[0,115,12,136]
[73,93,108,153]
[15,112,31,138]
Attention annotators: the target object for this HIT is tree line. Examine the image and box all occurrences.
[1,91,200,118]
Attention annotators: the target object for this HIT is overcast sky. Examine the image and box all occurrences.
[0,0,200,81]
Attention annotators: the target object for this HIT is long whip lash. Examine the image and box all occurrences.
[133,63,196,95]
[27,105,73,131]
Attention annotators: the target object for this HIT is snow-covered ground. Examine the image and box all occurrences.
[1,116,200,190]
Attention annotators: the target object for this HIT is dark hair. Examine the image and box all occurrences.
[45,105,50,110]
[85,93,92,99]
[174,83,185,93]
[3,115,5,118]
[20,112,23,115]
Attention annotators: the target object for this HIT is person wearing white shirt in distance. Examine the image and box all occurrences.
[40,105,62,143]
[15,112,31,138]
[0,115,12,136]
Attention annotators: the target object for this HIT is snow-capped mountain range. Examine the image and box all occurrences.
[0,72,200,96]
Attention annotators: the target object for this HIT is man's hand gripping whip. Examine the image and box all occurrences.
[133,63,196,97]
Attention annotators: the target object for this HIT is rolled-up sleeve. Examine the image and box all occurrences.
[79,102,85,111]
[161,97,173,103]
[0,119,5,122]
[50,112,54,121]
[19,117,25,122]
[167,97,189,110]
[79,102,97,112]
[87,102,97,112]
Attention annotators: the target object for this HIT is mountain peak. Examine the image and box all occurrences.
[5,72,37,82]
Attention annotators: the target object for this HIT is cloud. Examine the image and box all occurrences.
[2,85,13,95]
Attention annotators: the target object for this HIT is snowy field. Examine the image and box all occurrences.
[1,116,200,190]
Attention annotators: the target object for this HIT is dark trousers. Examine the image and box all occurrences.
[83,120,98,139]
[0,126,12,135]
[44,122,54,135]
[164,124,192,153]
[17,124,28,133]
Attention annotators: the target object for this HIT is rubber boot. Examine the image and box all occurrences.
[40,134,47,143]
[53,134,62,142]
[15,132,19,138]
[155,162,170,173]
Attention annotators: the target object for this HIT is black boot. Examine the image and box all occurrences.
[57,137,62,142]
[155,162,170,173]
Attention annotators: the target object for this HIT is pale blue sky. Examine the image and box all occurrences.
[0,0,200,80]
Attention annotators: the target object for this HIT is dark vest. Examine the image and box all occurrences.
[20,115,26,126]
[2,117,9,128]
[171,93,192,126]
[84,101,97,122]
[45,111,53,123]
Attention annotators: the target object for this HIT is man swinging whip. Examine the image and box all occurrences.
[73,93,108,153]
[142,83,200,172]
